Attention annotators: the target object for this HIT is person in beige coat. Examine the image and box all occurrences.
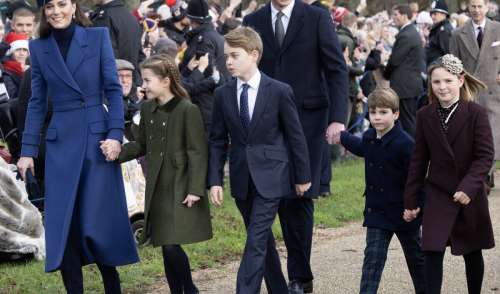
[449,0,500,186]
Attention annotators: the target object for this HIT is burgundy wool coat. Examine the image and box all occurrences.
[404,100,495,255]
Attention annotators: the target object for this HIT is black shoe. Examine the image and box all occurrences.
[303,280,313,293]
[319,191,331,197]
[288,280,304,294]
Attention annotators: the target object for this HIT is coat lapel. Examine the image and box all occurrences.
[460,20,480,63]
[43,36,82,94]
[248,74,271,137]
[261,4,278,54]
[478,19,497,62]
[66,26,88,77]
[280,1,305,54]
[426,103,455,158]
[446,101,469,146]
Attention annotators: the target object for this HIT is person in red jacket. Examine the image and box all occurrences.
[2,32,29,99]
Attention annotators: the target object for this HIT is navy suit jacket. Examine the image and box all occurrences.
[208,73,311,199]
[243,1,348,124]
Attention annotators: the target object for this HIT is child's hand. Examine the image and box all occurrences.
[453,191,471,205]
[99,139,121,161]
[295,182,311,197]
[210,186,224,206]
[182,194,201,208]
[403,208,420,222]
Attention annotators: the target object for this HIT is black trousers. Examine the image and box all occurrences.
[399,98,417,138]
[162,245,198,294]
[278,197,314,283]
[235,181,287,294]
[319,140,332,195]
[424,250,484,294]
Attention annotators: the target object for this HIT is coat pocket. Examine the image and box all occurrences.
[89,121,109,134]
[264,148,289,162]
[45,128,57,141]
[302,96,329,110]
[173,152,187,168]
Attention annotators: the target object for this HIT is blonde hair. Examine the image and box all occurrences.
[140,54,190,100]
[224,26,263,62]
[427,64,487,104]
[368,88,399,112]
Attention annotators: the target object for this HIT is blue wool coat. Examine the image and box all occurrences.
[340,123,422,231]
[21,26,139,272]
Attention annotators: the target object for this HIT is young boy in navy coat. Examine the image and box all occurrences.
[208,27,311,294]
[338,88,425,294]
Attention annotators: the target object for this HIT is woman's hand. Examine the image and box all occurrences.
[453,191,471,205]
[182,194,201,208]
[99,139,122,161]
[197,53,210,73]
[17,157,35,181]
[403,207,420,222]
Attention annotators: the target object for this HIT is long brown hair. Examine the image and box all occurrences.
[38,0,92,39]
[140,54,190,100]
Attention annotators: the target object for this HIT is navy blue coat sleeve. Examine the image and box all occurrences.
[99,28,125,142]
[340,131,364,157]
[208,87,229,187]
[317,9,349,124]
[279,85,311,184]
[21,41,48,158]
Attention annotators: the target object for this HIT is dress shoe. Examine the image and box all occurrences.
[288,280,304,294]
[303,280,313,293]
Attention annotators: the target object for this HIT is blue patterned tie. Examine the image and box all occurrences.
[239,83,250,131]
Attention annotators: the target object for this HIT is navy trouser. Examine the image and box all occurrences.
[319,140,332,194]
[360,227,425,294]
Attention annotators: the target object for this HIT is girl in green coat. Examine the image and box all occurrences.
[106,54,213,294]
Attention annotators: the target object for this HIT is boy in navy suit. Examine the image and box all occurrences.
[338,88,425,294]
[208,27,311,294]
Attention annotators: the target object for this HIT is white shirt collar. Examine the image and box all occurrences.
[472,18,486,30]
[400,21,412,31]
[271,0,294,20]
[237,70,261,91]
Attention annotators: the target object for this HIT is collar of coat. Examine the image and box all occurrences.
[365,121,405,147]
[150,96,182,113]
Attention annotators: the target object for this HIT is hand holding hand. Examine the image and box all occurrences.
[295,182,311,197]
[453,191,471,205]
[210,186,224,206]
[182,194,201,208]
[99,139,122,161]
[326,122,345,145]
[403,207,420,222]
[17,157,35,181]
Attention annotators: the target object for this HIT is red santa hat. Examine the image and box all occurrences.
[4,32,29,56]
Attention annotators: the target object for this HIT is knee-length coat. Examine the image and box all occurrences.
[21,26,139,272]
[404,101,495,255]
[119,97,213,246]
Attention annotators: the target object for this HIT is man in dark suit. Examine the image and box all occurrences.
[383,4,424,138]
[209,27,311,294]
[243,1,348,292]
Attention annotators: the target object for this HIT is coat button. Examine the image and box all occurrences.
[369,162,373,167]
[149,135,153,140]
[162,122,166,126]
[379,166,383,169]
[367,208,372,213]
[160,152,163,156]
[150,119,154,124]
[162,137,165,141]
[369,185,373,190]
[380,188,384,192]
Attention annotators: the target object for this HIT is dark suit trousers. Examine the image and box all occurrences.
[398,98,417,138]
[235,181,287,294]
[320,140,332,194]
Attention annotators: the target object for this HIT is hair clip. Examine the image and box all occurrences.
[440,54,464,75]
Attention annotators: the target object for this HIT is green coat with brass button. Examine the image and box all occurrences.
[119,97,213,246]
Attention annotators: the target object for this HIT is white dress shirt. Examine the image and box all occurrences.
[472,19,486,38]
[271,0,295,34]
[237,70,261,120]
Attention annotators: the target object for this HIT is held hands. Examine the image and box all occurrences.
[453,191,471,205]
[99,139,122,161]
[295,182,312,197]
[326,122,345,145]
[17,157,35,181]
[403,207,421,222]
[182,194,201,208]
[209,186,224,206]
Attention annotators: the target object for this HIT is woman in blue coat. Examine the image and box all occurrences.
[17,0,139,292]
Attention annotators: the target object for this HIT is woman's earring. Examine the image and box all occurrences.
[73,13,76,19]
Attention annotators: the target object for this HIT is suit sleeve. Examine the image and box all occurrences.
[99,28,125,142]
[185,103,209,197]
[118,104,147,163]
[384,33,411,79]
[404,111,430,209]
[208,88,229,187]
[280,85,311,184]
[317,10,349,124]
[20,43,48,158]
[456,107,495,200]
[340,131,364,157]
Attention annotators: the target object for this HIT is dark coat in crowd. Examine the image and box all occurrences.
[123,88,142,141]
[179,22,229,130]
[2,69,21,99]
[405,101,495,255]
[159,19,188,46]
[90,0,144,83]
[426,19,453,65]
[341,123,421,232]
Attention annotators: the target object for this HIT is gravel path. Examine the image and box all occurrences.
[148,175,500,294]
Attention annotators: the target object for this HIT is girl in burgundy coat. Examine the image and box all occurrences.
[403,54,495,294]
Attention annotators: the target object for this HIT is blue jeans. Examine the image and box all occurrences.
[360,227,425,294]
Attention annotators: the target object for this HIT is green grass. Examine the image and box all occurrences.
[0,159,364,294]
